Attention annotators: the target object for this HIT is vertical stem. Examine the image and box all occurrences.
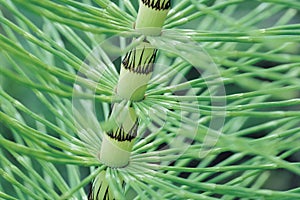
[99,0,171,168]
[135,0,171,36]
[92,1,171,199]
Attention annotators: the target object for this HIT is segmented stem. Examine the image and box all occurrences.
[93,1,170,199]
[99,0,170,169]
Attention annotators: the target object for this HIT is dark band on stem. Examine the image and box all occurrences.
[107,120,139,141]
[122,47,158,74]
[103,187,109,200]
[88,181,116,200]
[141,0,171,10]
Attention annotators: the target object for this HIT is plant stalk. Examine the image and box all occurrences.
[92,1,171,199]
[99,0,171,168]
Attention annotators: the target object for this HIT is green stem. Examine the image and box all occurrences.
[94,2,171,199]
[135,0,171,35]
[99,0,170,168]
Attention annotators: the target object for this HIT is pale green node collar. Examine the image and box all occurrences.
[100,134,134,168]
[117,68,152,101]
[135,0,170,36]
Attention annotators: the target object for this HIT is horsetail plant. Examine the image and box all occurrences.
[95,1,170,198]
[1,0,300,200]
[99,0,170,168]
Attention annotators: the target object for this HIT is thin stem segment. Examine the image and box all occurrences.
[99,0,170,168]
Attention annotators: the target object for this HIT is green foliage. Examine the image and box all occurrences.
[0,0,300,199]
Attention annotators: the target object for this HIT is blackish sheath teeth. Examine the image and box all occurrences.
[122,48,158,74]
[103,187,109,199]
[107,120,139,142]
[141,0,171,10]
[88,182,116,200]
